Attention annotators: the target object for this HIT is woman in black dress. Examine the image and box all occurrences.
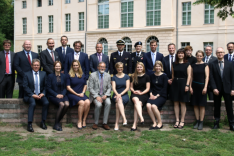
[170,48,191,129]
[146,61,168,130]
[130,62,150,131]
[47,61,69,131]
[190,50,209,130]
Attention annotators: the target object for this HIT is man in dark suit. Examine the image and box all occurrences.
[163,43,176,98]
[110,39,132,77]
[55,36,73,73]
[23,59,49,132]
[14,40,39,98]
[64,41,90,80]
[89,43,109,73]
[40,38,60,75]
[203,45,217,100]
[209,47,234,131]
[0,40,15,98]
[131,41,145,73]
[143,39,164,76]
[185,46,197,65]
[224,42,234,66]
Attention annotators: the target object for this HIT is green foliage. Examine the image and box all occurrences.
[0,31,6,51]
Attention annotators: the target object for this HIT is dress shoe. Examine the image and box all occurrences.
[193,120,200,129]
[114,126,119,131]
[212,121,219,129]
[102,124,110,130]
[27,124,34,132]
[58,123,63,131]
[197,121,203,130]
[53,124,62,131]
[230,125,234,131]
[76,124,82,130]
[123,120,127,126]
[130,127,137,131]
[92,124,98,130]
[155,125,163,129]
[141,121,144,125]
[40,122,47,130]
[149,126,157,130]
[82,126,87,128]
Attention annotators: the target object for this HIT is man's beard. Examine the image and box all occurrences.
[99,70,105,73]
[229,50,233,54]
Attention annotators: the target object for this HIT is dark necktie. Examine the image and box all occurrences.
[98,53,101,62]
[219,61,224,79]
[100,74,103,95]
[27,52,31,65]
[119,52,122,57]
[206,56,209,63]
[51,51,55,62]
[5,52,9,74]
[171,55,174,66]
[35,72,39,95]
[229,54,232,62]
[62,48,65,58]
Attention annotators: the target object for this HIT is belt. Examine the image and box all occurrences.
[193,81,204,85]
[5,74,12,77]
[175,77,185,80]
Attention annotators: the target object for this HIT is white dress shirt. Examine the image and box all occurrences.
[32,70,40,95]
[118,51,123,56]
[169,54,176,71]
[205,55,211,63]
[4,51,12,74]
[74,51,80,60]
[24,50,32,63]
[62,46,67,55]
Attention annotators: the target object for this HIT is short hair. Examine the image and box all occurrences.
[95,42,103,48]
[168,43,175,48]
[53,61,62,70]
[73,41,83,47]
[205,45,213,50]
[153,61,164,71]
[184,45,193,51]
[98,61,106,67]
[150,40,157,45]
[32,59,40,65]
[115,62,123,69]
[216,47,224,53]
[47,38,54,44]
[3,40,11,46]
[195,50,204,57]
[60,36,68,41]
[227,42,234,47]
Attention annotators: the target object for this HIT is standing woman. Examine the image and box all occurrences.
[190,50,209,130]
[47,61,69,131]
[146,61,168,130]
[170,48,191,129]
[130,62,150,131]
[112,62,130,130]
[67,60,90,129]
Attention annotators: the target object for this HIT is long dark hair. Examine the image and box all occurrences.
[175,48,188,64]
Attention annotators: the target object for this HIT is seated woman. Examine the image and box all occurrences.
[47,61,69,131]
[112,62,130,130]
[66,60,90,129]
[147,61,168,130]
[130,62,150,131]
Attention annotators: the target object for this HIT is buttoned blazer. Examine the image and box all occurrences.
[89,53,109,73]
[0,51,15,83]
[143,52,164,76]
[202,55,217,64]
[55,46,73,70]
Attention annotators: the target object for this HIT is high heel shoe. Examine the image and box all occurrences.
[178,122,184,129]
[155,125,163,129]
[76,124,82,130]
[141,121,144,125]
[174,121,179,128]
[149,126,157,130]
[130,127,137,131]
[123,120,127,126]
[114,126,119,131]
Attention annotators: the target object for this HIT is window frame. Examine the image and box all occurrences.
[48,15,54,33]
[48,0,53,6]
[204,4,214,24]
[79,0,84,2]
[121,0,134,28]
[99,38,108,55]
[37,16,42,33]
[182,2,191,25]
[181,42,190,48]
[65,14,71,32]
[37,0,42,7]
[146,0,161,26]
[65,0,71,4]
[79,12,85,31]
[123,37,132,53]
[22,1,27,9]
[98,0,109,29]
[22,18,27,34]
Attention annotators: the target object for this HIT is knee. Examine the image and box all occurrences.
[152,105,158,110]
[59,102,65,107]
[132,98,137,103]
[146,103,151,110]
[64,101,69,107]
[79,101,85,107]
[95,102,102,109]
[85,100,90,107]
[29,102,36,108]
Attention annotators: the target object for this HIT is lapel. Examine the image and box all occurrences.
[103,72,108,88]
[95,53,99,63]
[149,52,154,66]
[214,60,221,77]
[96,71,100,88]
[29,71,35,90]
[78,52,82,62]
[118,51,125,62]
[23,51,32,66]
[223,61,228,77]
[10,51,14,69]
[46,49,54,62]
[0,51,6,70]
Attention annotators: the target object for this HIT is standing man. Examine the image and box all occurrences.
[40,38,60,75]
[64,41,89,80]
[184,46,197,65]
[209,47,234,131]
[23,59,49,132]
[0,40,15,98]
[143,40,164,76]
[88,62,112,130]
[131,41,145,73]
[203,45,217,100]
[55,36,73,73]
[224,42,234,66]
[89,43,109,73]
[110,39,132,77]
[14,40,39,98]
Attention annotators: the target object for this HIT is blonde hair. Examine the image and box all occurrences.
[69,60,83,78]
[153,61,164,71]
[132,62,145,84]
[115,62,124,69]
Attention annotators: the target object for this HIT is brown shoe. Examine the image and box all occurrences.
[102,124,110,130]
[92,124,98,130]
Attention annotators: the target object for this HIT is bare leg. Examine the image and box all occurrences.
[174,101,180,127]
[179,102,187,127]
[132,97,144,122]
[146,103,157,127]
[114,103,120,129]
[82,99,90,127]
[199,106,205,121]
[194,105,199,120]
[77,101,84,128]
[152,105,162,127]
[117,98,127,123]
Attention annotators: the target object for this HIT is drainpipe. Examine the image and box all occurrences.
[176,0,178,50]
[85,0,87,53]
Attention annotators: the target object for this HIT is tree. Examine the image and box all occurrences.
[193,0,234,20]
[0,31,6,51]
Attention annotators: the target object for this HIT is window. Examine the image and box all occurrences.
[204,4,214,24]
[123,37,132,52]
[99,38,108,55]
[37,0,42,7]
[37,16,42,33]
[98,0,109,29]
[65,14,71,32]
[181,42,190,48]
[37,45,42,55]
[146,36,159,52]
[65,0,70,4]
[79,12,84,31]
[49,15,53,33]
[121,0,133,27]
[22,18,27,34]
[146,0,161,26]
[49,0,53,6]
[182,2,191,25]
[22,1,27,8]
[81,47,84,52]
[79,0,84,2]
[67,44,70,48]
[203,42,213,56]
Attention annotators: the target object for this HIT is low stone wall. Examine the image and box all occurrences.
[0,99,228,124]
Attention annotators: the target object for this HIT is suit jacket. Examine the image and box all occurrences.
[163,54,176,79]
[40,49,60,75]
[131,52,145,73]
[0,51,15,84]
[46,73,67,98]
[110,51,132,76]
[64,52,90,80]
[23,70,47,102]
[209,60,234,94]
[14,51,39,84]
[224,54,234,66]
[89,53,109,73]
[202,55,217,64]
[55,46,73,71]
[88,71,112,103]
[143,52,164,76]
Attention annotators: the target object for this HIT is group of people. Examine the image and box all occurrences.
[1,36,234,132]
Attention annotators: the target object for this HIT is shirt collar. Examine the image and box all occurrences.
[24,50,31,54]
[32,70,39,74]
[151,51,157,55]
[47,48,53,53]
[118,51,123,54]
[218,59,224,62]
[4,50,10,54]
[229,53,233,57]
[74,51,80,54]
[170,54,175,58]
[62,46,67,50]
[136,51,141,56]
[98,71,104,76]
[97,52,102,56]
[206,55,211,59]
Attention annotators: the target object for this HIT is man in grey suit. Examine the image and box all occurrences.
[0,40,15,98]
[89,43,109,73]
[88,62,112,130]
[203,45,217,100]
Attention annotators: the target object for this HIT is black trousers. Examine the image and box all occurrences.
[18,84,24,98]
[207,85,214,100]
[0,74,14,98]
[27,96,49,123]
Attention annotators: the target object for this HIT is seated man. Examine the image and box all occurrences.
[23,59,49,132]
[88,62,112,130]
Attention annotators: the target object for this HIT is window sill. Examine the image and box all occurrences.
[181,24,191,26]
[203,23,214,25]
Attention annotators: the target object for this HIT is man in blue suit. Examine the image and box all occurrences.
[64,41,90,80]
[89,43,109,73]
[14,40,39,98]
[23,59,49,132]
[143,39,164,76]
[224,42,234,66]
[55,36,73,73]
